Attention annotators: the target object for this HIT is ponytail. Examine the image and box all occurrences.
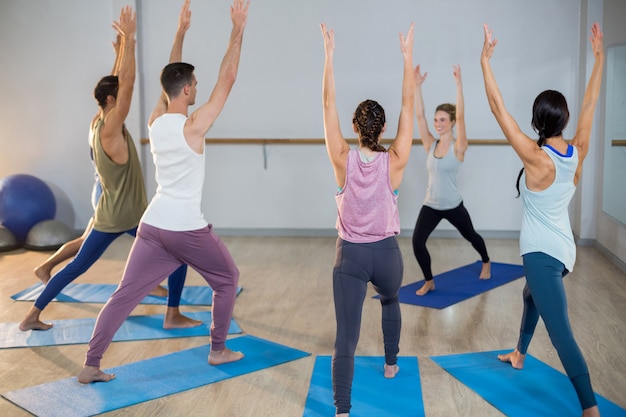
[515,129,547,197]
[516,90,569,197]
[353,100,387,153]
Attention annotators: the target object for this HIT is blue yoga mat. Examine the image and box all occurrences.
[378,261,524,309]
[11,282,242,306]
[0,311,241,349]
[2,335,310,417]
[431,350,626,417]
[303,356,424,417]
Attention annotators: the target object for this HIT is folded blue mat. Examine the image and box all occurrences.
[431,350,626,417]
[377,261,524,309]
[0,311,241,349]
[2,335,310,417]
[11,282,242,305]
[303,356,424,417]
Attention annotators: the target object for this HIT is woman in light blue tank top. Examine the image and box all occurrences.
[481,23,604,417]
[411,64,491,296]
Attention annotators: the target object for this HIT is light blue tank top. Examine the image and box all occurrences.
[519,145,577,271]
[423,141,463,210]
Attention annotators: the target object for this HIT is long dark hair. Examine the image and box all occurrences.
[515,90,569,196]
[353,99,387,152]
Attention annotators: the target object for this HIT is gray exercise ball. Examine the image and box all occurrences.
[24,219,75,251]
[0,225,20,252]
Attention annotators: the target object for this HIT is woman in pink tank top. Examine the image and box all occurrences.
[320,22,415,417]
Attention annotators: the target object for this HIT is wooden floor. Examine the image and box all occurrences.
[0,235,624,416]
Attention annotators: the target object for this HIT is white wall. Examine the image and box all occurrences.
[0,0,596,240]
[137,0,579,235]
[594,0,626,266]
[0,0,137,229]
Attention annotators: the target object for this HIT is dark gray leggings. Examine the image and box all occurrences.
[332,236,403,415]
[412,202,489,281]
[518,252,596,410]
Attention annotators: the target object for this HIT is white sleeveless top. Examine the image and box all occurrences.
[519,145,577,271]
[141,113,208,231]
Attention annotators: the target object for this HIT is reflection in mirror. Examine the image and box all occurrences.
[602,44,626,225]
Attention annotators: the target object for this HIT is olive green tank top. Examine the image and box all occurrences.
[92,118,147,232]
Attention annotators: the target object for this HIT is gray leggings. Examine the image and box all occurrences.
[518,252,596,410]
[332,236,403,415]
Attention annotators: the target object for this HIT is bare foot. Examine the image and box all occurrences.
[416,280,435,296]
[33,265,52,284]
[581,405,600,417]
[149,285,168,297]
[19,307,52,331]
[208,347,244,365]
[19,318,53,331]
[479,261,491,280]
[384,364,399,379]
[336,414,349,417]
[77,366,115,384]
[163,308,203,329]
[497,349,525,370]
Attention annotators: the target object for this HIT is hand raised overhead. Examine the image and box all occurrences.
[320,23,335,57]
[414,64,427,86]
[481,24,497,61]
[113,5,136,39]
[399,22,415,59]
[230,0,250,29]
[178,0,192,34]
[589,22,603,58]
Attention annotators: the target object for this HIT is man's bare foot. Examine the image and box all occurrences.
[163,308,203,329]
[581,405,600,417]
[384,364,399,379]
[497,349,525,369]
[416,280,435,296]
[336,414,349,417]
[19,318,53,331]
[208,347,244,365]
[19,307,52,331]
[479,261,491,280]
[149,285,168,297]
[33,265,52,284]
[77,366,115,384]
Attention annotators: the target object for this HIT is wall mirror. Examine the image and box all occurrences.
[602,43,626,225]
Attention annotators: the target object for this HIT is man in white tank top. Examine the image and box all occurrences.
[78,0,250,384]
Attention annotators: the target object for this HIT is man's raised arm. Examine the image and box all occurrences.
[185,0,249,148]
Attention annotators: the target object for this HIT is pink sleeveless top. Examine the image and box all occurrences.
[335,150,400,243]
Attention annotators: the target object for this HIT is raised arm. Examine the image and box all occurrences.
[100,6,136,164]
[320,23,350,188]
[452,65,468,160]
[388,23,415,190]
[111,34,122,75]
[149,0,192,127]
[480,24,537,167]
[571,22,604,181]
[414,65,435,152]
[184,0,249,152]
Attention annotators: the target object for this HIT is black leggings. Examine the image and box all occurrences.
[332,236,403,415]
[411,202,489,281]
